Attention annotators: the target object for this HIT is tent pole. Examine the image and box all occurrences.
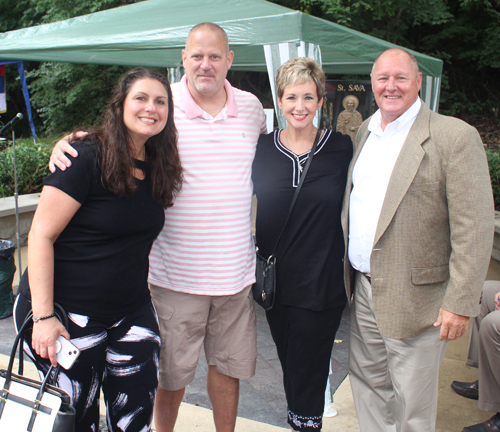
[10,129,22,273]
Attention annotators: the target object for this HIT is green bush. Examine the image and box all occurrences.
[486,149,500,209]
[0,139,52,198]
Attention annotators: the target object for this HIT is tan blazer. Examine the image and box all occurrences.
[341,101,495,339]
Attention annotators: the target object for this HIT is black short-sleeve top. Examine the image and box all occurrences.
[21,141,165,320]
[252,129,352,310]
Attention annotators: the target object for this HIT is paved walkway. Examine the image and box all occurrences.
[1,246,499,431]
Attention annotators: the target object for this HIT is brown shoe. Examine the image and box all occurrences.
[451,380,479,400]
[463,414,500,431]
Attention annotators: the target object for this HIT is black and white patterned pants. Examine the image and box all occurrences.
[15,295,160,432]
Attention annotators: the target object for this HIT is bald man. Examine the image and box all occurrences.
[50,23,267,432]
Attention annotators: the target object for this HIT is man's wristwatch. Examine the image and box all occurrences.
[32,312,57,323]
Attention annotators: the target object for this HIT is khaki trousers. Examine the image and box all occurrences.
[466,280,500,412]
[349,272,448,432]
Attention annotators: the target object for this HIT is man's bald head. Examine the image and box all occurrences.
[185,22,229,53]
[371,48,420,77]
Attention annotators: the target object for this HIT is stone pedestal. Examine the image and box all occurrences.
[0,194,40,246]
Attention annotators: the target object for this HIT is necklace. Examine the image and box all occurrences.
[285,127,317,172]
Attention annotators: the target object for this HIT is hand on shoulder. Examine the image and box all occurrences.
[49,131,88,172]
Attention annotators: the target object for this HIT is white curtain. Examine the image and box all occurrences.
[421,74,441,112]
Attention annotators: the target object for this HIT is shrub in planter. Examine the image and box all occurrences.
[0,141,52,198]
[486,149,500,210]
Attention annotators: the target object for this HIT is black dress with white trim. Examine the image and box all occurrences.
[252,129,352,431]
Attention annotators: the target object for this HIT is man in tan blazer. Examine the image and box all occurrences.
[341,48,495,432]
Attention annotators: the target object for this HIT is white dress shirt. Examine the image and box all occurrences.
[348,98,421,275]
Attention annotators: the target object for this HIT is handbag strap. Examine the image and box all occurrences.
[268,128,322,257]
[8,303,68,383]
[0,303,70,428]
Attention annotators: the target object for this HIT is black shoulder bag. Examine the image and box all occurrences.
[252,128,322,310]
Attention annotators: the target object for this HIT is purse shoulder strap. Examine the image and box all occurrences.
[13,303,68,381]
[0,304,70,423]
[269,128,322,256]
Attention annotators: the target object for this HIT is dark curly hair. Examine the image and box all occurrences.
[82,67,182,208]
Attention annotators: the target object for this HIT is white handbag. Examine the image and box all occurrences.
[0,307,75,432]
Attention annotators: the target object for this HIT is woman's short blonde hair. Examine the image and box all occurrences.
[276,57,326,100]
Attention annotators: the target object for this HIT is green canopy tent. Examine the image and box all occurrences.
[0,0,443,127]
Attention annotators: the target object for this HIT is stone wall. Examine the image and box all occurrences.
[1,194,499,263]
[0,194,40,246]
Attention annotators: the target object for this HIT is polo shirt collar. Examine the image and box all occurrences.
[178,75,238,120]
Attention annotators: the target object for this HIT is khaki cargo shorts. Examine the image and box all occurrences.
[149,284,257,391]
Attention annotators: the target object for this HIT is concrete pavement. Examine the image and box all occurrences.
[1,247,499,431]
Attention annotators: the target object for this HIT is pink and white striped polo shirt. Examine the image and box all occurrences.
[148,76,267,295]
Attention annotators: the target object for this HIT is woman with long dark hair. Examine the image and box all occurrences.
[14,67,182,432]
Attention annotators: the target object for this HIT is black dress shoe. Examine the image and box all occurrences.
[462,414,500,431]
[451,380,479,400]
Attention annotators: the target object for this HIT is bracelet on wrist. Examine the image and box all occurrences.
[33,312,57,323]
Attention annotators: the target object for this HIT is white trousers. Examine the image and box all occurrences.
[349,272,448,432]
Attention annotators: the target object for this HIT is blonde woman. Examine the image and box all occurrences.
[252,58,352,431]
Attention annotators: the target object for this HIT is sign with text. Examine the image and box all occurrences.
[321,80,374,141]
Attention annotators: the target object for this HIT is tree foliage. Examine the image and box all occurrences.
[290,0,454,42]
[26,63,129,136]
[419,0,500,117]
[274,0,500,119]
[0,0,143,138]
[0,0,498,137]
[486,149,500,207]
